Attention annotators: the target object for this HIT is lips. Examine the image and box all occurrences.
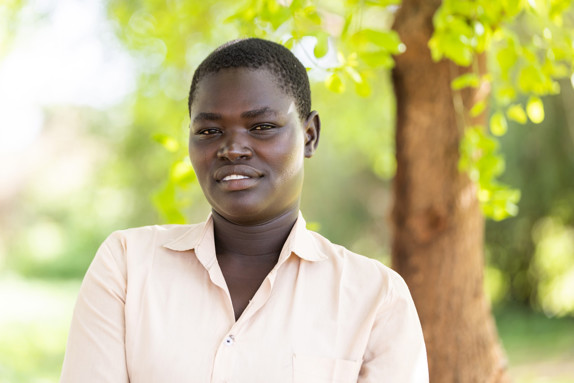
[213,165,263,182]
[222,174,250,181]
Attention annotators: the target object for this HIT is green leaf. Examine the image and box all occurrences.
[365,0,401,6]
[355,79,371,97]
[479,185,521,221]
[518,65,545,93]
[283,37,295,49]
[496,45,518,73]
[344,66,362,83]
[429,34,474,66]
[495,85,517,105]
[527,96,545,123]
[170,160,196,186]
[490,112,508,136]
[313,32,329,58]
[470,100,487,117]
[350,71,371,97]
[360,50,395,68]
[152,133,179,152]
[459,127,520,221]
[451,73,480,90]
[506,104,527,124]
[325,72,345,93]
[350,29,404,54]
[306,221,321,231]
[152,182,186,224]
[502,0,524,17]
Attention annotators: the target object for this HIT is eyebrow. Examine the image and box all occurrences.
[192,107,278,124]
[240,107,278,119]
[193,112,222,124]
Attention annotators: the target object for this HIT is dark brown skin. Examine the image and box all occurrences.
[212,209,297,319]
[188,68,320,320]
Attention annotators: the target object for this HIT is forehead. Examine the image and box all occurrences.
[192,68,296,114]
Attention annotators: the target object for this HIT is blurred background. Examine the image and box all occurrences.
[1,0,573,382]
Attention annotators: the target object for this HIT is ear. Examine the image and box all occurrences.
[303,111,321,158]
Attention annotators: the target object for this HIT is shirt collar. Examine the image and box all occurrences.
[286,212,328,262]
[162,212,327,263]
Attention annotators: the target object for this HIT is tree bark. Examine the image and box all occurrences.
[391,1,509,382]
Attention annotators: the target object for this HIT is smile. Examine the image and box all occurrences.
[222,174,250,181]
[214,165,263,182]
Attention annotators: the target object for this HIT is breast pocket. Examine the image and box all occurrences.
[292,354,362,383]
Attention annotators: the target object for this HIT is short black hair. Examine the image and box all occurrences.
[188,38,311,120]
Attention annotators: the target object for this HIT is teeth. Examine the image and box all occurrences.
[222,174,250,181]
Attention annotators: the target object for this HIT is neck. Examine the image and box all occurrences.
[212,209,299,258]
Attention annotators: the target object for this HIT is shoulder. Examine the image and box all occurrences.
[306,230,410,304]
[96,222,207,259]
[89,222,208,278]
[307,229,395,276]
[104,223,200,246]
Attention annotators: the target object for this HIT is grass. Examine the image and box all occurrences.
[0,275,80,383]
[1,276,573,382]
[495,304,574,382]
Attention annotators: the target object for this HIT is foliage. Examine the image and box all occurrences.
[484,89,574,311]
[106,0,248,223]
[431,0,574,219]
[105,0,574,222]
[459,126,521,220]
[0,0,572,344]
[2,0,572,295]
[100,0,574,315]
[104,0,402,222]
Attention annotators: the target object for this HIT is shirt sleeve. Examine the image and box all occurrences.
[60,232,129,382]
[358,271,429,383]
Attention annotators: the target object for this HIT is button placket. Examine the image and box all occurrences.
[224,335,235,346]
[212,333,235,383]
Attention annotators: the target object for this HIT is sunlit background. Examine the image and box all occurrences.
[1,0,574,382]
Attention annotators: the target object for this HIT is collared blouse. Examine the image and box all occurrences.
[61,213,428,382]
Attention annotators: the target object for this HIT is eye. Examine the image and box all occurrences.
[196,128,221,136]
[251,124,276,131]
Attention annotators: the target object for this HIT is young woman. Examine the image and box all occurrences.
[61,38,428,382]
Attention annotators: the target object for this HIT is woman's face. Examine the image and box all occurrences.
[188,68,319,225]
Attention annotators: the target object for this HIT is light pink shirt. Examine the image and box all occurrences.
[61,213,428,382]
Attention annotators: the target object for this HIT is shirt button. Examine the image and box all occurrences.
[224,335,235,345]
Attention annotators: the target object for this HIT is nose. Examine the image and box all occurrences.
[217,132,252,161]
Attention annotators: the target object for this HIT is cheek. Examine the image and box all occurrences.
[188,148,210,179]
[269,143,305,180]
[189,141,211,161]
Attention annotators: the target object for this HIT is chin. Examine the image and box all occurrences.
[218,209,270,225]
[209,199,265,223]
[206,186,301,225]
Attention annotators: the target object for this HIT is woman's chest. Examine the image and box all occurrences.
[121,255,370,383]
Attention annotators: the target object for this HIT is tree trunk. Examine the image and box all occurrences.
[391,1,509,382]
